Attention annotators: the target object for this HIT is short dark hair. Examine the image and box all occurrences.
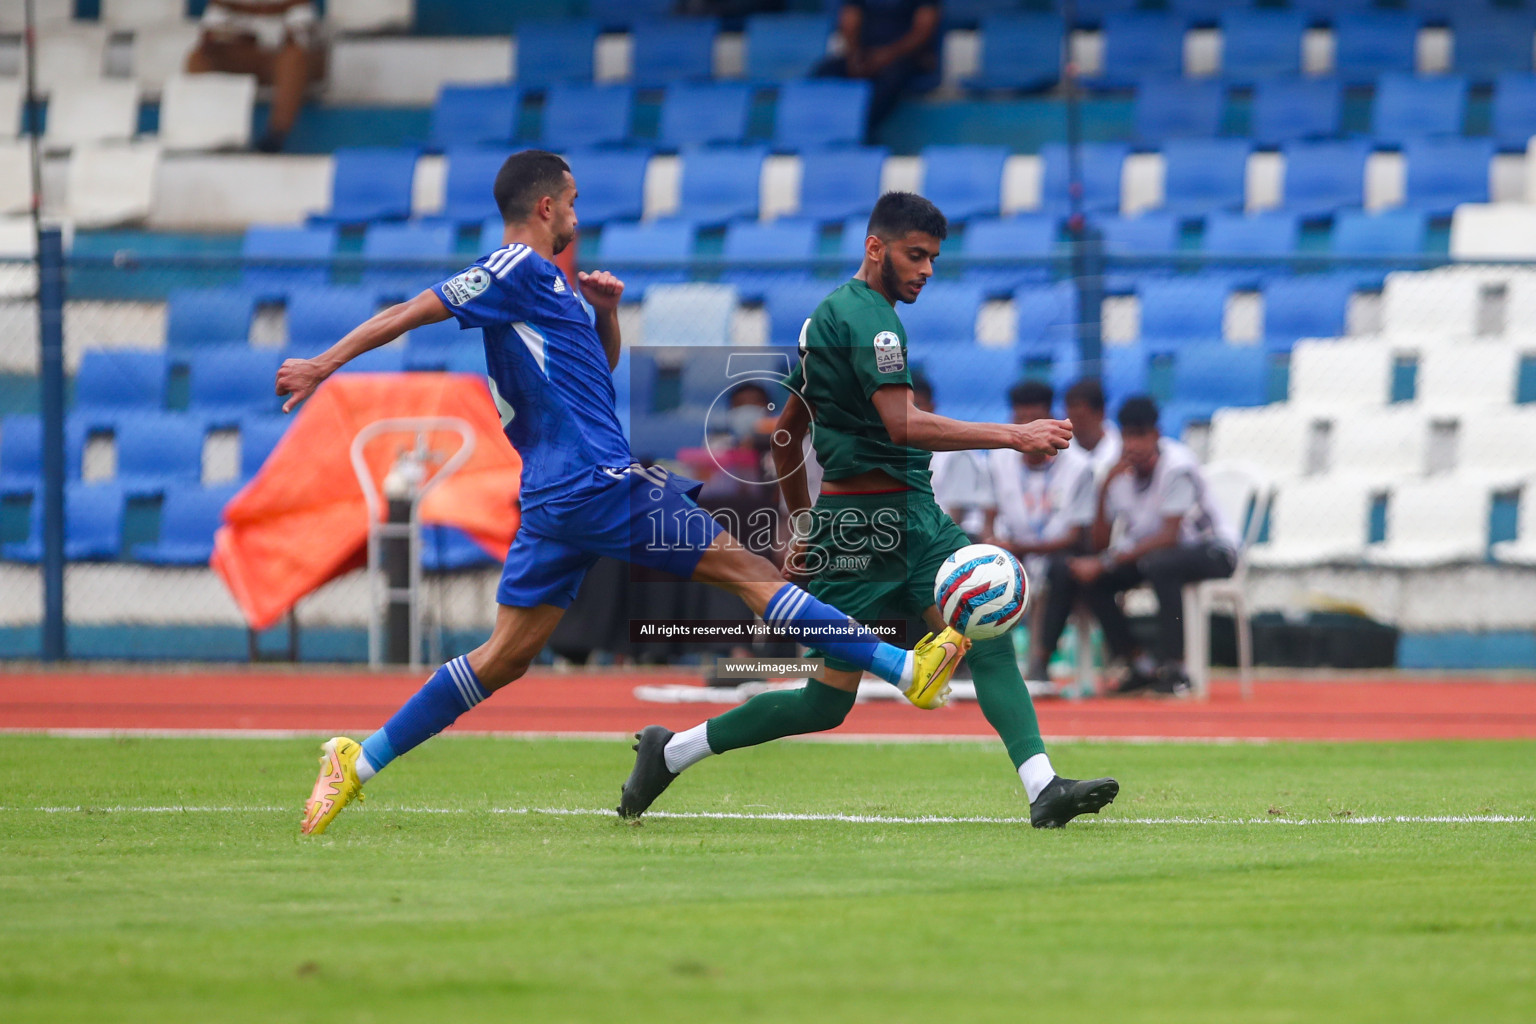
[1008,379,1054,410]
[1064,377,1106,413]
[1118,395,1160,433]
[493,150,572,223]
[867,192,949,244]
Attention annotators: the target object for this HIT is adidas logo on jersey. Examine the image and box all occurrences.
[553,275,566,294]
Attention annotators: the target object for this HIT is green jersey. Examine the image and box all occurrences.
[783,279,933,496]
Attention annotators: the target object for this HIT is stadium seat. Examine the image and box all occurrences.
[1460,408,1536,478]
[1282,140,1370,218]
[797,147,887,223]
[439,148,513,224]
[743,13,831,81]
[1097,212,1179,255]
[131,483,240,565]
[774,80,870,150]
[677,147,767,225]
[1039,142,1127,216]
[42,79,139,150]
[630,410,708,461]
[3,482,125,562]
[0,142,25,215]
[1379,268,1480,337]
[239,415,289,481]
[75,350,168,412]
[514,21,599,89]
[1091,13,1185,89]
[319,147,418,224]
[1161,139,1250,217]
[1332,209,1427,256]
[1333,12,1421,83]
[479,215,508,255]
[891,282,984,345]
[1014,281,1078,350]
[362,221,457,301]
[165,287,256,350]
[1288,339,1396,407]
[1263,275,1355,351]
[1331,408,1430,482]
[31,25,108,97]
[1202,212,1300,257]
[586,0,673,31]
[1452,12,1536,81]
[598,220,695,298]
[114,412,205,494]
[657,82,752,149]
[763,278,834,348]
[539,84,635,150]
[187,347,285,421]
[242,224,337,297]
[0,414,41,497]
[1134,77,1223,144]
[1139,278,1228,343]
[130,22,203,99]
[1403,137,1495,216]
[285,287,380,349]
[406,317,475,370]
[1418,341,1524,408]
[721,219,818,300]
[1372,74,1468,143]
[966,13,1063,92]
[1102,344,1150,408]
[1220,9,1306,84]
[919,349,1023,415]
[1491,72,1536,150]
[1250,78,1344,146]
[920,145,1008,222]
[64,141,158,229]
[640,283,738,347]
[1367,477,1490,566]
[429,84,520,150]
[960,216,1055,293]
[631,19,719,89]
[158,73,256,152]
[1209,405,1315,481]
[839,215,873,266]
[562,149,650,225]
[327,0,413,33]
[1248,478,1373,567]
[333,346,408,374]
[1171,344,1270,419]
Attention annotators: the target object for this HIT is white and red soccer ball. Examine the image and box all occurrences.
[934,543,1029,641]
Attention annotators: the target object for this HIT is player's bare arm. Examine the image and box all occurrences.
[770,390,815,580]
[274,288,451,413]
[869,384,1072,455]
[577,269,625,370]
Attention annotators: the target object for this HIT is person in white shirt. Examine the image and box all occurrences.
[1039,395,1238,697]
[1064,378,1121,479]
[917,378,995,541]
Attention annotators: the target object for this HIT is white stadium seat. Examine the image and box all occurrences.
[1417,342,1525,409]
[31,26,110,96]
[1182,461,1272,701]
[640,284,739,348]
[1287,339,1396,408]
[101,0,190,30]
[129,22,203,98]
[43,79,140,151]
[1457,409,1536,481]
[1248,478,1374,568]
[327,0,415,33]
[0,142,28,216]
[1365,477,1489,567]
[1329,408,1430,482]
[66,142,160,227]
[1380,269,1480,339]
[0,0,73,32]
[1209,406,1318,480]
[1450,203,1536,260]
[159,73,256,152]
[0,79,21,139]
[0,215,38,300]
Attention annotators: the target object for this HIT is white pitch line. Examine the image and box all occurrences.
[0,805,1529,826]
[0,728,1274,745]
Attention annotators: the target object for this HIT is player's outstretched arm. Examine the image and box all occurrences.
[275,289,451,413]
[869,385,1072,456]
[577,270,625,371]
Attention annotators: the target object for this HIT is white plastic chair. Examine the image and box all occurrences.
[0,0,74,33]
[159,73,256,151]
[101,0,189,30]
[0,143,28,216]
[1380,268,1480,339]
[1182,461,1272,701]
[65,142,159,227]
[129,22,204,98]
[1209,405,1317,480]
[1364,477,1490,567]
[1288,339,1396,409]
[328,0,415,33]
[640,283,739,347]
[1330,408,1429,482]
[1457,409,1536,481]
[31,26,110,96]
[1248,477,1374,569]
[1417,342,1523,411]
[42,79,140,151]
[0,79,21,140]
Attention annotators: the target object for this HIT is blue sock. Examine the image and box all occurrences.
[763,584,909,686]
[359,655,487,777]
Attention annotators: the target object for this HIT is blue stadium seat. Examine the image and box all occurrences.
[132,483,240,565]
[1452,12,1536,80]
[165,287,255,350]
[75,350,168,412]
[1102,344,1149,408]
[1282,140,1371,217]
[1168,0,1238,22]
[892,282,985,345]
[1161,139,1250,217]
[1040,142,1127,215]
[1333,12,1421,83]
[239,415,289,481]
[1134,77,1224,143]
[1073,0,1141,24]
[1171,344,1269,417]
[285,287,380,349]
[0,414,41,497]
[920,145,1008,222]
[1202,212,1300,256]
[514,21,598,89]
[744,13,831,80]
[1373,73,1468,143]
[406,317,475,370]
[1403,137,1495,215]
[946,0,1037,29]
[721,219,819,300]
[242,224,336,297]
[63,413,105,482]
[631,19,719,88]
[657,82,752,149]
[1221,9,1306,83]
[362,221,457,301]
[563,149,650,225]
[840,215,872,266]
[3,482,124,562]
[586,0,673,31]
[332,346,408,374]
[429,84,519,150]
[798,147,886,222]
[966,14,1063,91]
[114,412,205,494]
[919,349,1023,416]
[1264,275,1356,351]
[597,220,695,297]
[187,347,285,421]
[774,80,869,149]
[1250,78,1344,145]
[439,148,513,224]
[1138,278,1228,342]
[1014,281,1078,351]
[540,84,634,150]
[763,278,835,347]
[630,411,708,461]
[678,147,767,224]
[1097,212,1180,255]
[613,348,658,419]
[479,216,506,255]
[421,526,497,570]
[1091,13,1185,89]
[1332,209,1427,255]
[320,147,418,223]
[960,216,1056,293]
[1492,72,1536,149]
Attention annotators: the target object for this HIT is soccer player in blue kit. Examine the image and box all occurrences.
[278,151,1054,835]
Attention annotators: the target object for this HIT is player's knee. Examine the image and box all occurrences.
[804,680,856,731]
[965,634,1016,667]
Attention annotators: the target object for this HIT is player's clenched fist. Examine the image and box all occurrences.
[275,357,327,414]
[1008,418,1073,457]
[577,270,624,313]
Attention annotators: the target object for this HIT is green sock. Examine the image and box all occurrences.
[705,679,857,754]
[967,634,1048,769]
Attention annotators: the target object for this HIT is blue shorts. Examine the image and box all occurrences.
[497,463,723,609]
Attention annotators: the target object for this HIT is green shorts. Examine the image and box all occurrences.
[799,490,971,672]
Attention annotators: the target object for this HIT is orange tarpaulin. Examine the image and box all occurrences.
[212,373,522,631]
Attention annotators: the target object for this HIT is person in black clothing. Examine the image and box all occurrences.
[816,0,941,140]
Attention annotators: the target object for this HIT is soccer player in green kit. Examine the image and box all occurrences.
[620,193,1119,828]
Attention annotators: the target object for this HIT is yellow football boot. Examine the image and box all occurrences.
[904,627,971,710]
[301,736,366,835]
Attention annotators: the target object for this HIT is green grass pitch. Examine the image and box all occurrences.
[1,735,1534,1023]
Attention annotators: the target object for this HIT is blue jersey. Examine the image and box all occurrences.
[431,244,633,509]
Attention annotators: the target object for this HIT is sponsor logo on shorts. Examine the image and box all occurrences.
[873,331,904,373]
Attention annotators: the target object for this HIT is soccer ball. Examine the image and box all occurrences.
[933,543,1029,641]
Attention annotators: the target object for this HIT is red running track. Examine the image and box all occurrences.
[2,669,1536,741]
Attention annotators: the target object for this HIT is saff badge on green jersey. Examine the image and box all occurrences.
[873,331,904,373]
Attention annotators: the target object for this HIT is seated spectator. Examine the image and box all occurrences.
[816,0,940,141]
[1034,395,1238,697]
[187,1,324,153]
[918,377,994,541]
[1064,377,1121,478]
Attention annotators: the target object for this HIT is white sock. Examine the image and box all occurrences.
[354,750,377,783]
[663,724,714,774]
[1019,753,1056,803]
[898,650,914,687]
